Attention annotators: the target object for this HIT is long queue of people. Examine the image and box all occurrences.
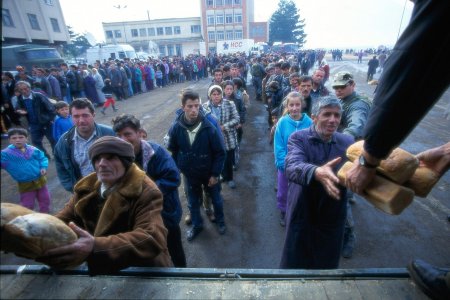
[2,49,373,273]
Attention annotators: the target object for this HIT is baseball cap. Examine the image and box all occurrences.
[332,71,353,87]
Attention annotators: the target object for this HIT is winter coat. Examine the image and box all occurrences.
[56,163,173,274]
[274,113,313,171]
[138,141,182,228]
[83,75,100,104]
[202,99,240,150]
[168,112,225,182]
[54,123,115,192]
[17,91,56,126]
[280,126,353,269]
[338,92,372,139]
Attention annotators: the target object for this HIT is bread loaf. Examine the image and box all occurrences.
[338,162,414,215]
[1,203,34,226]
[1,209,77,259]
[404,166,440,197]
[346,141,419,184]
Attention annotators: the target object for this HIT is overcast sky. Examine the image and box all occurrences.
[59,0,414,49]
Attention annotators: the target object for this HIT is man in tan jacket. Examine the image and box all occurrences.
[37,136,172,274]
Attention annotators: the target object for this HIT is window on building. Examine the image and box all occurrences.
[234,13,242,23]
[157,27,164,35]
[167,45,174,56]
[225,14,233,24]
[208,31,216,41]
[139,28,147,36]
[165,27,172,35]
[2,9,14,27]
[176,44,182,56]
[174,26,181,35]
[50,18,60,32]
[216,14,224,24]
[234,0,241,4]
[235,29,243,39]
[206,0,214,7]
[207,15,215,26]
[216,31,224,41]
[114,30,122,38]
[44,0,54,5]
[191,25,201,34]
[216,0,223,6]
[105,30,113,39]
[148,28,155,36]
[159,45,166,56]
[27,13,41,30]
[226,30,233,40]
[131,29,138,37]
[225,0,232,5]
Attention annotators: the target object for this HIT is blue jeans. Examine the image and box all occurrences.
[185,177,225,229]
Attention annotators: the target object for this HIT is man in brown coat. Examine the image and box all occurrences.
[36,136,172,274]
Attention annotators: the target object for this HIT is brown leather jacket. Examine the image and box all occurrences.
[56,163,173,274]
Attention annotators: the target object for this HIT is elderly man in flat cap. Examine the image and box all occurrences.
[36,136,173,274]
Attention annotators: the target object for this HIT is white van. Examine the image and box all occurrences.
[86,44,137,64]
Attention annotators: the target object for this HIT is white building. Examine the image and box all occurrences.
[102,17,203,57]
[2,0,70,46]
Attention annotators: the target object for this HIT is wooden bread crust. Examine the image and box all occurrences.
[346,141,419,184]
[338,162,414,215]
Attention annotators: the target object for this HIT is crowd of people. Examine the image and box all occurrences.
[1,7,449,294]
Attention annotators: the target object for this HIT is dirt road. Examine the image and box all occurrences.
[2,56,449,269]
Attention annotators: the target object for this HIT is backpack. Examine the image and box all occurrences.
[251,64,262,78]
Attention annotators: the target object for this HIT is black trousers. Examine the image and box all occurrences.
[167,225,186,267]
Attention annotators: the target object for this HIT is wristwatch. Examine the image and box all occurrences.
[358,155,378,169]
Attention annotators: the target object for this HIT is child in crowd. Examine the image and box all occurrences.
[273,92,312,226]
[101,79,118,115]
[52,101,73,142]
[155,67,163,88]
[1,128,51,213]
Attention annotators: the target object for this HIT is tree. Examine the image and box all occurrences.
[64,26,91,59]
[269,0,307,46]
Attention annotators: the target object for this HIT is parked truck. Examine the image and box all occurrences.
[85,44,137,64]
[1,44,64,72]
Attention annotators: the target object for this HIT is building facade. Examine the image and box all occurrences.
[200,0,265,53]
[1,0,70,46]
[102,17,203,57]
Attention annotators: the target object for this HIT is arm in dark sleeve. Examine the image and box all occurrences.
[147,143,181,193]
[210,127,226,177]
[363,0,450,159]
[284,132,317,186]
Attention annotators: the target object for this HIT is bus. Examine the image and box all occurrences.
[1,44,64,71]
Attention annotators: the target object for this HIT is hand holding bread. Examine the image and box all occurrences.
[1,203,77,260]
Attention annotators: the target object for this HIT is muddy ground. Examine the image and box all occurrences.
[1,55,449,270]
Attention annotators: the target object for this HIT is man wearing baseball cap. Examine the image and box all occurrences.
[332,71,372,259]
[37,136,173,274]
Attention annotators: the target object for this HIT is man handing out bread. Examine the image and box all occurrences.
[35,136,172,274]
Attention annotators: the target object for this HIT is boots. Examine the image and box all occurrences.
[342,227,356,258]
[112,105,118,112]
[101,107,106,115]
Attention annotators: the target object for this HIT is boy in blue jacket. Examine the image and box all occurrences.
[1,128,51,212]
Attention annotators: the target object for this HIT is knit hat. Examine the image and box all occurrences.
[208,85,223,98]
[88,136,135,165]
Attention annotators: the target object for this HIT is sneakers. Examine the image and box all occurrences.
[342,228,356,258]
[227,180,236,189]
[186,227,203,241]
[217,223,227,235]
[184,213,192,225]
[279,212,286,227]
